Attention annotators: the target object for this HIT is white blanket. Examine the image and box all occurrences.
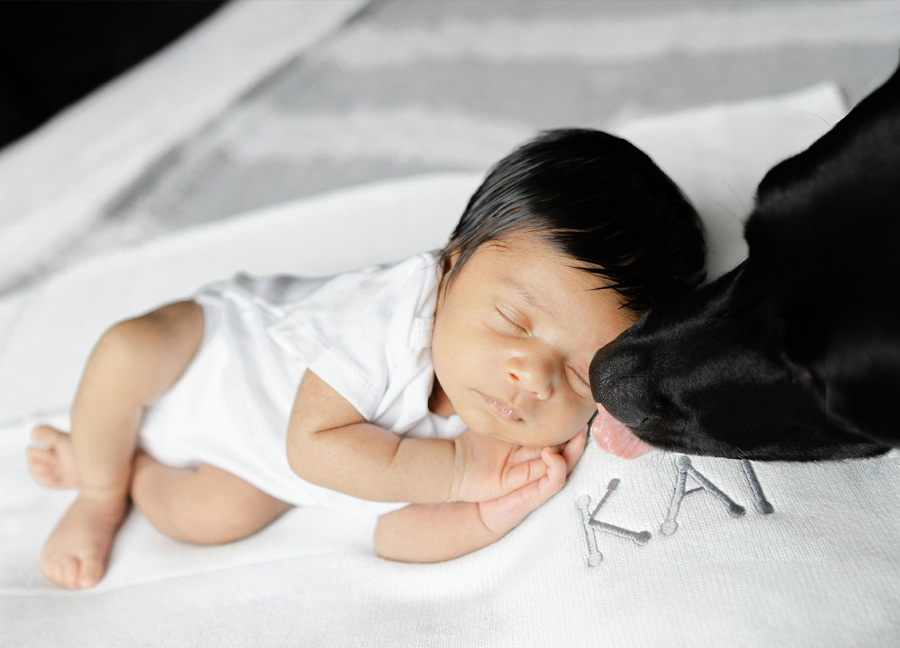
[2,87,899,647]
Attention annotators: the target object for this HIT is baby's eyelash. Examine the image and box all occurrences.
[496,308,527,333]
[569,365,590,388]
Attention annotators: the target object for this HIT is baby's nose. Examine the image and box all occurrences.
[506,355,554,400]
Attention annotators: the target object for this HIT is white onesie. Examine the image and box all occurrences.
[138,251,466,516]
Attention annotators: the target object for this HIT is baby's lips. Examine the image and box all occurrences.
[591,403,653,459]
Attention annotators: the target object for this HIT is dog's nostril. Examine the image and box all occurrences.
[610,409,646,430]
[598,380,654,430]
[593,389,646,430]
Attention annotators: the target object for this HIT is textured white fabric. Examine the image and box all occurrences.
[3,86,899,647]
[139,254,465,515]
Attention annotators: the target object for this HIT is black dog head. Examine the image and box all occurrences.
[590,57,900,461]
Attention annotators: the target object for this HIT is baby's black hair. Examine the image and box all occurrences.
[439,128,706,312]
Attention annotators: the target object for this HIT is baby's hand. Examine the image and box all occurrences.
[476,427,587,535]
[450,429,555,502]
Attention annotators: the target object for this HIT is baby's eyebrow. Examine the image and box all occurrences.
[512,284,550,314]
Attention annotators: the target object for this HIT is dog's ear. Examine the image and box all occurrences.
[744,53,900,322]
[746,53,900,312]
[744,54,900,450]
[753,52,900,224]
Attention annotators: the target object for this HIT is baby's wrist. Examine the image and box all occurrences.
[475,501,516,538]
[447,436,464,501]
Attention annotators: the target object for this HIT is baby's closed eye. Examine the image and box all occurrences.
[567,365,592,395]
[495,307,528,334]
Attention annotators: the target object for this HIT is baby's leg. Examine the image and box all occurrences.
[32,300,204,589]
[131,452,292,545]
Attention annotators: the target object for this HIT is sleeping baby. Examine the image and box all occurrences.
[27,128,706,589]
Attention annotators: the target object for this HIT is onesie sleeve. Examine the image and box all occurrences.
[264,253,439,422]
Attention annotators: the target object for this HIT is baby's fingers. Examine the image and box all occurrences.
[541,447,568,491]
[479,453,569,534]
[509,444,545,464]
[502,456,549,493]
[562,427,587,473]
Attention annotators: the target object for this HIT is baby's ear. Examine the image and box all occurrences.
[443,250,459,274]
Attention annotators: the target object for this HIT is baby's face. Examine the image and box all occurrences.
[431,232,637,448]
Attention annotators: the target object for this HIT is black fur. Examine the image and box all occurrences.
[590,57,900,461]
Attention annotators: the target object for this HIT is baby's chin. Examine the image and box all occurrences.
[485,426,576,449]
[457,406,579,447]
[521,418,588,448]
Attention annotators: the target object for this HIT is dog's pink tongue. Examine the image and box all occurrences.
[591,403,653,459]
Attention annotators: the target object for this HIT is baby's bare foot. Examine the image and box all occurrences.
[27,425,79,489]
[39,492,128,589]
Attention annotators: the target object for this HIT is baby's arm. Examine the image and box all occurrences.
[374,502,500,562]
[286,371,551,504]
[374,430,586,562]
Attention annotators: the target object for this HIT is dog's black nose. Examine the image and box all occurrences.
[589,343,617,401]
[590,342,652,429]
[597,387,648,429]
[590,342,644,398]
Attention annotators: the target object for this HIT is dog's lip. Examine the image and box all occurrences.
[591,403,654,459]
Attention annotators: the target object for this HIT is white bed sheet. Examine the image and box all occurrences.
[2,87,899,647]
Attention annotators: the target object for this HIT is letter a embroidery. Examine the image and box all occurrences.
[661,456,746,536]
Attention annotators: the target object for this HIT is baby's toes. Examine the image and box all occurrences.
[26,447,51,472]
[27,446,53,466]
[27,428,78,489]
[26,448,63,487]
[77,557,105,589]
[48,554,98,590]
[44,469,66,489]
[40,553,71,588]
[61,556,84,589]
[31,424,67,445]
[29,463,54,485]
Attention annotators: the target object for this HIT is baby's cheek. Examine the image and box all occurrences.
[575,396,597,425]
[558,399,597,442]
[544,408,590,447]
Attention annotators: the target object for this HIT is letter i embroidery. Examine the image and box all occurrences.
[740,459,775,515]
